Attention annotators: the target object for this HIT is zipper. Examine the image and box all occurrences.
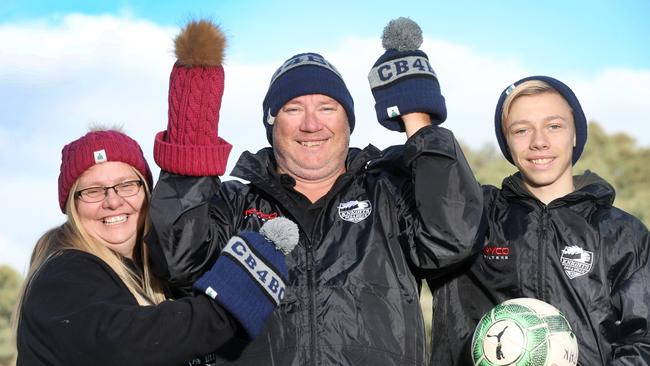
[305,240,317,365]
[536,206,549,302]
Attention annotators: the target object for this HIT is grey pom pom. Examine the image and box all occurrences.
[381,17,423,51]
[260,217,299,255]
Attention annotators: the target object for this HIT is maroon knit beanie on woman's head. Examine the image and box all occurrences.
[58,130,153,213]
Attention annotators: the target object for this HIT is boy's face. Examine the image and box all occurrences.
[503,92,576,197]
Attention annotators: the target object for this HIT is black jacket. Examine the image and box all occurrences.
[16,250,246,366]
[147,126,484,365]
[428,171,650,365]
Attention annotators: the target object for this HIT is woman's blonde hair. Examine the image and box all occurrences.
[12,167,166,331]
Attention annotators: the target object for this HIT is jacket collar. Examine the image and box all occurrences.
[501,170,615,208]
[230,145,383,195]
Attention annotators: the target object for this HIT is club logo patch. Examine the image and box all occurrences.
[387,106,400,118]
[94,149,107,163]
[561,245,593,279]
[338,200,372,223]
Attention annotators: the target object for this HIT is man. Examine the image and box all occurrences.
[147,19,483,365]
[428,75,650,365]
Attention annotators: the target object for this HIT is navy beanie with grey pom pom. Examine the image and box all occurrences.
[368,17,447,131]
[193,217,299,338]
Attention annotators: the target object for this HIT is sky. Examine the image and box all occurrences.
[1,0,649,273]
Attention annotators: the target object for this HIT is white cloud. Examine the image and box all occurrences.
[1,14,649,272]
[574,68,650,146]
[1,14,174,82]
[0,178,64,276]
[0,14,176,272]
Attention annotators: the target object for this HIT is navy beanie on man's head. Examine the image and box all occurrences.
[368,17,447,131]
[262,52,355,144]
[494,75,588,165]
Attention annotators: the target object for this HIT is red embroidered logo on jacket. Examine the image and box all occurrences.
[244,208,278,221]
[482,244,510,260]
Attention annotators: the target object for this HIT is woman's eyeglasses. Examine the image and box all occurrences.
[75,180,143,203]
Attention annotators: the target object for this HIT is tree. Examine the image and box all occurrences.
[460,142,516,186]
[0,265,21,366]
[576,122,650,223]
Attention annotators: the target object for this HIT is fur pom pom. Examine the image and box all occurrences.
[174,20,226,67]
[260,217,299,255]
[382,17,423,52]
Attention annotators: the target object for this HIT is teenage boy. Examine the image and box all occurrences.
[428,76,650,365]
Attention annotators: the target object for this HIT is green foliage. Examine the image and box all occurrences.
[459,142,517,187]
[575,122,650,224]
[0,266,21,366]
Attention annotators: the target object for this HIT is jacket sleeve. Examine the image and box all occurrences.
[147,172,238,296]
[391,125,485,278]
[18,251,247,366]
[606,224,650,365]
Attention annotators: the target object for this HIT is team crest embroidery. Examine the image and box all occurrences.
[338,200,372,223]
[561,245,594,279]
[93,149,107,163]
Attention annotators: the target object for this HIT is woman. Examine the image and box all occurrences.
[14,128,288,366]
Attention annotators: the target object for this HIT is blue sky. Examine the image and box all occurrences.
[1,0,649,272]
[2,0,649,72]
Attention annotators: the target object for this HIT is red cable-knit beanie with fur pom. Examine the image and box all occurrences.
[154,20,232,176]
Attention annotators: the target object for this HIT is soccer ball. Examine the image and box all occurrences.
[471,298,578,366]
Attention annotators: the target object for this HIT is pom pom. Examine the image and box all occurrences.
[174,19,226,67]
[260,217,299,255]
[381,17,423,52]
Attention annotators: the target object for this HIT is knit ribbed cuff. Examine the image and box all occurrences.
[372,83,447,132]
[154,130,232,176]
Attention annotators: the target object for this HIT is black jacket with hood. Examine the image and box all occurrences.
[428,171,650,365]
[147,125,484,366]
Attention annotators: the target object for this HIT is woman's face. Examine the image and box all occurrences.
[74,161,145,258]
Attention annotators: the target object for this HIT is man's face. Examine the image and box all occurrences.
[504,92,576,195]
[273,94,350,183]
